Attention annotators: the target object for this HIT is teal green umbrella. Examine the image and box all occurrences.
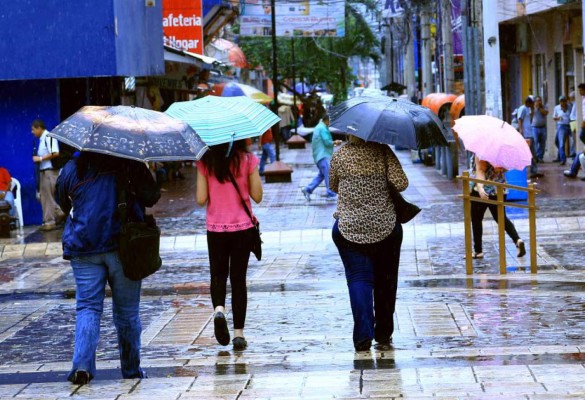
[165,96,280,146]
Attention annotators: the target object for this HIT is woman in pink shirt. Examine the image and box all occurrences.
[196,140,263,350]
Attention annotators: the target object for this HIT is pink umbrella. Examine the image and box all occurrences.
[453,115,532,171]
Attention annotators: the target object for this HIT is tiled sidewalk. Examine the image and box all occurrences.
[2,145,585,398]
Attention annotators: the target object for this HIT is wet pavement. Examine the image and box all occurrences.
[1,145,585,398]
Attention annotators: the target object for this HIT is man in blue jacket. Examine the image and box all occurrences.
[56,152,160,385]
[301,114,340,201]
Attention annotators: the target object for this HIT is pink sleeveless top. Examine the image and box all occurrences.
[196,153,259,232]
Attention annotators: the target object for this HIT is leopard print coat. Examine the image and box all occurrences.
[330,142,408,244]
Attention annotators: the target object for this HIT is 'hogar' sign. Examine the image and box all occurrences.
[162,0,203,55]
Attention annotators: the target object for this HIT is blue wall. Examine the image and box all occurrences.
[0,80,60,225]
[114,0,165,77]
[0,1,164,80]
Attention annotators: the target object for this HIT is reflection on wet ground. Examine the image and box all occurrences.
[2,148,585,397]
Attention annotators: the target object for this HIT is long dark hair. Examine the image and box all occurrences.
[201,140,249,183]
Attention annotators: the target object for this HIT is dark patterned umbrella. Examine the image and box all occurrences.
[48,105,208,162]
[330,97,450,149]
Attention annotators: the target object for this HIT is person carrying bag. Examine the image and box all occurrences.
[56,152,160,385]
[196,139,263,351]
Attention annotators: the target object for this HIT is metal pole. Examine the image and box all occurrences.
[528,183,537,273]
[441,0,454,93]
[270,0,281,161]
[497,186,506,274]
[462,171,473,275]
[291,36,297,135]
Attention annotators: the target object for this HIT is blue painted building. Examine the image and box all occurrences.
[0,1,165,225]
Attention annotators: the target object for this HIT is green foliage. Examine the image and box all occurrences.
[237,2,379,104]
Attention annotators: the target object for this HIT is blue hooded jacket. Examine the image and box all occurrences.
[56,155,160,259]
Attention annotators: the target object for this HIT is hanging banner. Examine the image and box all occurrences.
[162,0,204,55]
[239,0,345,37]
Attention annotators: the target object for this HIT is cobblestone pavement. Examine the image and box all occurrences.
[2,146,585,398]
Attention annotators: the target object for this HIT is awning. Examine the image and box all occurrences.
[163,45,224,67]
[209,39,248,68]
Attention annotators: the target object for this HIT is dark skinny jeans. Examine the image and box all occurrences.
[207,228,254,329]
[332,220,403,347]
[470,191,520,254]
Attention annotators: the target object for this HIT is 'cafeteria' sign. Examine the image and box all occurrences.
[162,0,204,54]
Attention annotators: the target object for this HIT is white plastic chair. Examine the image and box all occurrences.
[10,178,23,228]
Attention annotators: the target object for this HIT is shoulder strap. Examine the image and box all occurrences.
[116,170,128,225]
[226,169,255,224]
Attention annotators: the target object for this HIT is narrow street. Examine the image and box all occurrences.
[2,144,585,399]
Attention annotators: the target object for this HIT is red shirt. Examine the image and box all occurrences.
[0,168,11,192]
[261,129,273,145]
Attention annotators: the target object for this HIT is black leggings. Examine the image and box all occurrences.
[470,191,521,254]
[207,228,254,329]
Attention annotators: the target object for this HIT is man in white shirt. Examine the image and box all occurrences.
[553,96,572,166]
[31,119,66,231]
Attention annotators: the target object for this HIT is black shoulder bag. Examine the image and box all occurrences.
[385,153,421,224]
[227,170,262,261]
[116,172,162,281]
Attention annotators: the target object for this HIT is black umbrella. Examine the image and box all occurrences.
[329,97,450,149]
[49,105,208,162]
[381,82,406,92]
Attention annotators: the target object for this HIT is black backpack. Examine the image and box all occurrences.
[48,137,74,170]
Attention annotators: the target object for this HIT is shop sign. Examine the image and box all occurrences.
[239,0,345,37]
[163,0,204,54]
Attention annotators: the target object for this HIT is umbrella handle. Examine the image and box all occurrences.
[226,132,236,158]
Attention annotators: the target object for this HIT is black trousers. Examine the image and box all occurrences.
[470,191,520,254]
[207,228,254,329]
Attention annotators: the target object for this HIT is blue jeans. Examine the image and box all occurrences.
[557,124,572,163]
[0,191,15,217]
[568,154,582,175]
[306,158,335,197]
[332,220,403,346]
[259,143,276,174]
[526,138,538,174]
[532,126,546,161]
[68,252,145,382]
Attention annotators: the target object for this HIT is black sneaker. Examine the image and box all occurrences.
[233,337,247,350]
[70,370,90,385]
[517,240,526,258]
[354,339,372,352]
[213,312,230,346]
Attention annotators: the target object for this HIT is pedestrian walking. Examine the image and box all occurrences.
[258,129,276,176]
[564,84,585,180]
[301,114,341,201]
[531,96,548,163]
[56,152,160,385]
[329,136,407,351]
[517,97,542,178]
[31,119,66,230]
[469,155,526,259]
[553,96,572,166]
[196,140,263,351]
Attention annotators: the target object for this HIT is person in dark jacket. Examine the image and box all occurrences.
[56,152,160,385]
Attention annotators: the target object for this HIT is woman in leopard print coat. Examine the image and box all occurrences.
[329,135,408,352]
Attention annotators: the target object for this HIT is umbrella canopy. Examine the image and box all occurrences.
[48,105,208,162]
[213,82,272,104]
[453,115,532,171]
[329,97,450,149]
[165,96,281,146]
[295,82,312,95]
